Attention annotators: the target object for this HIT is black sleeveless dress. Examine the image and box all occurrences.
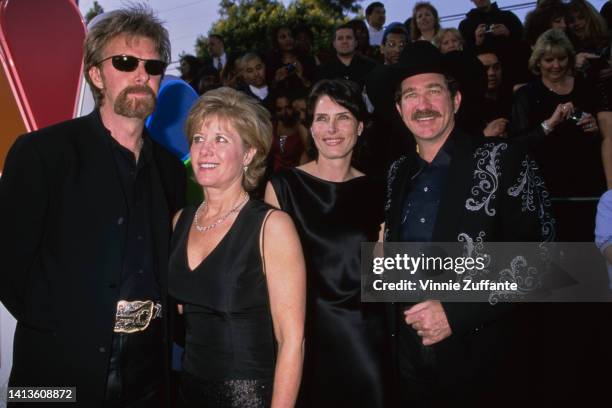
[169,200,276,408]
[270,168,390,408]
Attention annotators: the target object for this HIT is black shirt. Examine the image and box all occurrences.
[315,54,377,88]
[399,138,453,242]
[108,134,160,301]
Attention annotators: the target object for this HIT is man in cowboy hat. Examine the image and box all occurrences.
[384,41,553,406]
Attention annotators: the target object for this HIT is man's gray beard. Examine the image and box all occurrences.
[114,85,156,119]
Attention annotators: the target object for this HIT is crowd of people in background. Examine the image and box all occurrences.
[169,1,612,402]
[180,0,612,242]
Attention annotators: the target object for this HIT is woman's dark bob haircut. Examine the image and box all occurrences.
[306,79,368,127]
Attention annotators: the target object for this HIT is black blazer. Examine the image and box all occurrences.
[0,110,186,406]
[384,129,553,398]
[236,83,276,114]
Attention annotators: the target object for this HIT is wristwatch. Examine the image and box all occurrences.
[541,120,553,134]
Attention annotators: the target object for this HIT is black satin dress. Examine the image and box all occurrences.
[270,168,389,408]
[169,201,276,408]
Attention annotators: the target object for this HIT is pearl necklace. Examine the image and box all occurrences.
[193,193,249,233]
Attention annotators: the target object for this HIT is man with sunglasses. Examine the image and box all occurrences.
[0,5,185,407]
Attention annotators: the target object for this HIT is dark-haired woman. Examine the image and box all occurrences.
[411,2,440,43]
[567,0,609,67]
[525,0,570,46]
[265,25,315,93]
[265,79,389,407]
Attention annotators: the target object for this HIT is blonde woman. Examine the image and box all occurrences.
[169,87,306,407]
[511,29,604,240]
[433,28,465,53]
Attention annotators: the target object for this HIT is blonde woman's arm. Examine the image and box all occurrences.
[262,210,306,408]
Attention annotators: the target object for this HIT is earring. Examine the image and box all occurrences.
[243,165,248,173]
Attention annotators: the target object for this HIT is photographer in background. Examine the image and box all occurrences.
[510,29,605,241]
[266,24,315,95]
[459,0,527,89]
[458,0,524,49]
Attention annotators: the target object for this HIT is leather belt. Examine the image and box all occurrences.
[114,300,162,334]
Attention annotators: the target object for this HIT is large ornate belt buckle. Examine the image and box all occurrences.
[114,300,161,334]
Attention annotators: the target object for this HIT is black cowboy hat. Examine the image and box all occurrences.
[389,41,445,86]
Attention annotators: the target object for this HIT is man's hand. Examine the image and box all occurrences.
[483,118,509,137]
[274,66,289,83]
[575,52,600,70]
[475,24,486,46]
[492,23,510,37]
[404,300,452,346]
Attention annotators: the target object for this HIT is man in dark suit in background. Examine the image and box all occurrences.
[315,23,377,89]
[385,41,552,406]
[0,5,186,407]
[206,34,228,73]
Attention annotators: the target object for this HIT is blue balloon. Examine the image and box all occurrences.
[146,75,198,163]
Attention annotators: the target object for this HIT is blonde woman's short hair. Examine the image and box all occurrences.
[433,28,464,49]
[185,87,272,191]
[529,28,576,75]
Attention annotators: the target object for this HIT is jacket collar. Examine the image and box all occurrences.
[387,127,477,242]
[430,128,475,241]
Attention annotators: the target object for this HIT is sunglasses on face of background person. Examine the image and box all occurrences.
[96,54,167,76]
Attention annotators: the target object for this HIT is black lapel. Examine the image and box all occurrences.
[83,110,128,274]
[432,129,475,242]
[387,152,416,241]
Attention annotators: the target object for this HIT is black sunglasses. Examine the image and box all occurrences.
[97,54,167,76]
